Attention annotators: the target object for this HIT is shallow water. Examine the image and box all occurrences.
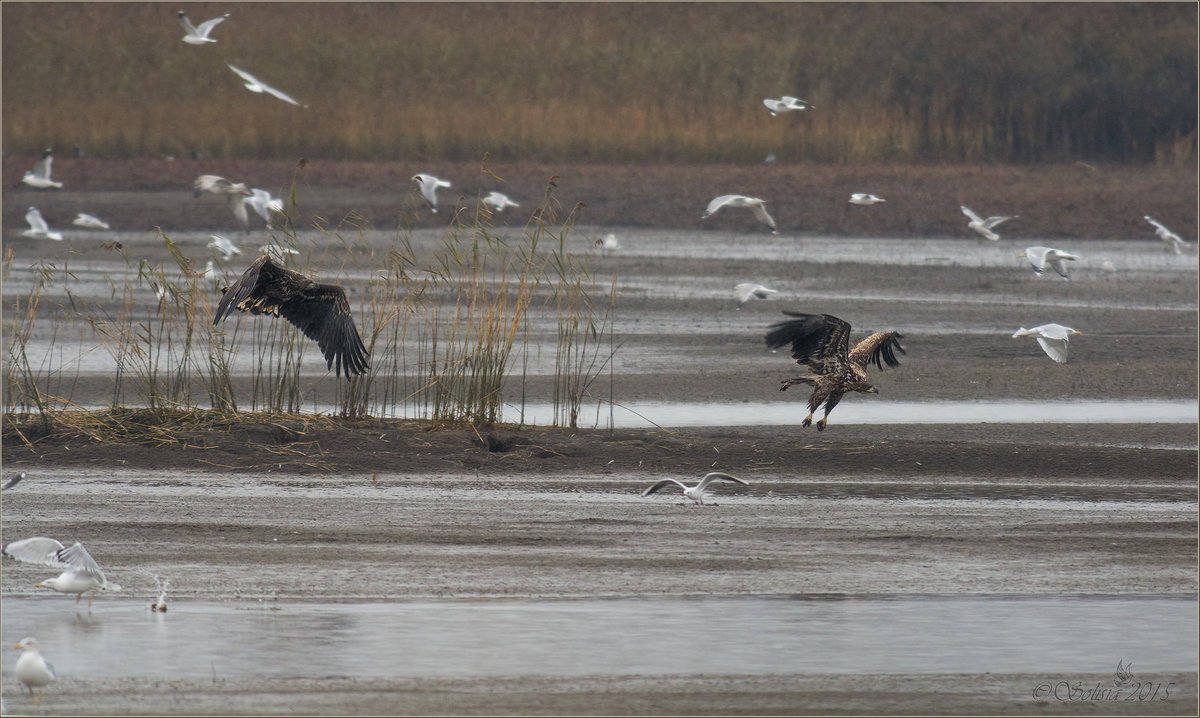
[2,594,1195,680]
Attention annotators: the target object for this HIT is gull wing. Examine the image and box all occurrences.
[1045,252,1075,278]
[763,99,783,114]
[848,331,906,370]
[751,201,777,231]
[261,80,303,107]
[1023,246,1050,273]
[25,207,49,232]
[3,537,67,566]
[177,11,200,35]
[642,479,687,497]
[983,215,1014,229]
[960,206,984,224]
[227,64,261,88]
[194,14,228,37]
[703,195,740,218]
[1144,215,1170,234]
[1035,336,1070,363]
[695,472,749,491]
[56,542,107,580]
[31,153,52,180]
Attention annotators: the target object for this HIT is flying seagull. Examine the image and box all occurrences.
[21,149,62,189]
[244,188,284,228]
[482,191,519,213]
[412,174,451,213]
[227,64,305,107]
[207,234,242,261]
[214,255,370,379]
[1019,246,1078,279]
[960,205,1016,241]
[194,174,253,232]
[641,472,750,505]
[765,312,905,431]
[763,96,812,116]
[12,638,55,705]
[849,193,886,205]
[1143,215,1190,254]
[1011,323,1080,364]
[3,537,122,607]
[22,207,63,240]
[702,194,778,234]
[72,213,110,229]
[735,282,778,304]
[177,10,229,44]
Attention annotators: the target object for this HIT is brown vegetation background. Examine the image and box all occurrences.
[3,3,1196,164]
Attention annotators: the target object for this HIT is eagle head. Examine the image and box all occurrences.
[865,386,879,394]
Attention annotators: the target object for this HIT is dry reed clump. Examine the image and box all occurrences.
[2,3,1194,165]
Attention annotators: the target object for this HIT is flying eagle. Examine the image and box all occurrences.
[764,312,904,431]
[214,255,370,379]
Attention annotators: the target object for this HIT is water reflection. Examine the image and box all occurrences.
[2,595,1195,680]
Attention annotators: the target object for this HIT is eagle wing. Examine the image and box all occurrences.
[214,255,370,379]
[848,331,905,371]
[763,312,853,375]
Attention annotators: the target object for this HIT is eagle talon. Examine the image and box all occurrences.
[817,418,827,431]
[801,415,813,427]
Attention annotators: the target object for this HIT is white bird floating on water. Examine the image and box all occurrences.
[2,537,122,606]
[642,472,750,506]
[195,174,253,232]
[1019,246,1078,279]
[227,64,305,107]
[22,207,63,240]
[13,638,56,705]
[412,174,452,213]
[763,96,812,116]
[21,149,62,189]
[849,193,886,205]
[177,10,229,44]
[1143,215,1191,255]
[1011,323,1081,364]
[735,282,778,304]
[702,195,778,234]
[208,234,242,261]
[481,191,519,213]
[961,205,1016,241]
[72,212,110,229]
[244,188,285,228]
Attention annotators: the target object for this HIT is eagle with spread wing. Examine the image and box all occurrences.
[214,255,369,379]
[764,312,904,431]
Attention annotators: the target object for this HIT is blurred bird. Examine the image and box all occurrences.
[22,207,63,240]
[12,638,56,705]
[200,260,218,282]
[3,537,122,607]
[735,282,778,304]
[642,472,750,505]
[412,174,452,213]
[961,205,1016,241]
[227,64,305,107]
[244,188,284,228]
[177,10,229,44]
[482,191,520,213]
[763,96,812,116]
[3,471,27,490]
[703,195,777,234]
[1143,215,1190,254]
[1011,323,1081,364]
[72,212,111,229]
[1019,246,1078,279]
[21,149,62,189]
[208,235,241,261]
[194,175,253,232]
[595,233,621,253]
[849,193,886,205]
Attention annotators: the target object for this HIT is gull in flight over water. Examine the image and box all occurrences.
[961,205,1016,241]
[1018,246,1077,279]
[21,149,62,189]
[703,195,778,234]
[13,638,56,705]
[735,282,778,304]
[177,10,229,44]
[22,207,63,240]
[849,193,886,205]
[412,174,451,213]
[195,174,253,232]
[3,537,122,607]
[595,233,621,253]
[763,96,812,116]
[642,472,750,505]
[244,188,284,228]
[227,64,305,107]
[1143,215,1190,254]
[72,213,110,229]
[207,234,242,261]
[482,191,519,213]
[1011,323,1081,364]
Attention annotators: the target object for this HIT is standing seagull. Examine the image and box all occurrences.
[702,195,778,234]
[177,10,229,44]
[1018,246,1078,279]
[3,537,122,606]
[12,638,56,705]
[21,149,62,189]
[194,174,253,232]
[849,193,886,205]
[22,207,63,240]
[227,64,305,107]
[642,472,750,505]
[1143,215,1191,254]
[412,174,452,213]
[214,255,370,379]
[960,205,1016,241]
[1011,324,1081,364]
